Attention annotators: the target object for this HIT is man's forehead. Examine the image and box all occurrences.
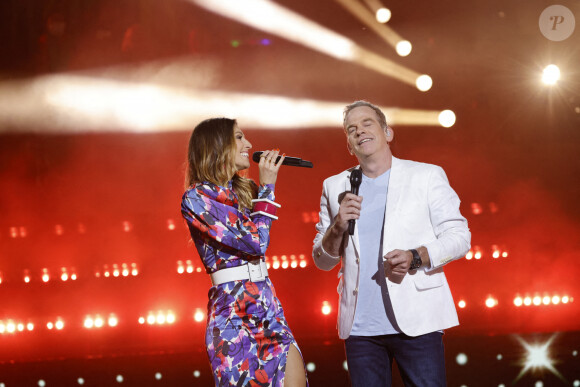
[346,107,378,124]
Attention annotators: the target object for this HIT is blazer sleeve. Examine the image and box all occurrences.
[423,166,471,270]
[181,184,275,257]
[312,179,342,271]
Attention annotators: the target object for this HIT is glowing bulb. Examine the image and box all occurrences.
[194,309,205,322]
[415,75,433,92]
[542,64,560,85]
[438,110,456,127]
[396,40,412,57]
[321,301,332,315]
[514,297,523,307]
[376,8,391,23]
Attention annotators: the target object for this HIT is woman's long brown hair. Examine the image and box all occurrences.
[185,118,256,211]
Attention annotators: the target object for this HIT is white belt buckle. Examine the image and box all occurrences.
[248,261,265,282]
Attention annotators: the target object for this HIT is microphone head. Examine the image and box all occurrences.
[252,151,263,163]
[350,168,362,188]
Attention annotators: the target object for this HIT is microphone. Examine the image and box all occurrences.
[252,151,313,168]
[348,168,362,235]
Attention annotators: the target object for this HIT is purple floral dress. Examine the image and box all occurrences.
[181,181,305,387]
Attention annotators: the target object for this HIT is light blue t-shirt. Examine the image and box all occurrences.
[350,169,401,336]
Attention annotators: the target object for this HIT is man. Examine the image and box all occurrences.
[312,100,471,386]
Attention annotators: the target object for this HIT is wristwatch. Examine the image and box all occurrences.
[409,249,422,270]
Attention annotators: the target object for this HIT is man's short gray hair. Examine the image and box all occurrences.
[343,100,388,130]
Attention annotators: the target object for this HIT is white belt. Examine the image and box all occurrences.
[210,260,268,286]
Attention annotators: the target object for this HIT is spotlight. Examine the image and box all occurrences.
[542,64,560,85]
[376,8,391,23]
[395,40,412,57]
[416,75,433,92]
[321,301,332,315]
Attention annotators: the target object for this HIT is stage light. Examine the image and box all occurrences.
[524,297,532,306]
[123,221,132,232]
[299,260,307,268]
[147,314,155,325]
[167,312,176,324]
[155,373,162,380]
[10,227,18,238]
[474,251,482,260]
[193,370,201,378]
[194,309,205,322]
[47,322,54,330]
[514,297,523,307]
[516,334,561,381]
[84,317,94,329]
[321,301,332,315]
[470,203,483,215]
[533,296,542,306]
[458,300,466,308]
[542,64,560,85]
[465,250,473,260]
[177,261,185,274]
[24,274,31,283]
[562,296,569,304]
[156,313,166,324]
[108,315,118,327]
[306,362,316,372]
[281,261,289,269]
[343,360,349,371]
[396,40,412,57]
[542,296,551,305]
[55,319,64,330]
[167,219,176,230]
[131,263,139,276]
[438,110,456,127]
[122,263,129,277]
[116,375,124,383]
[61,272,69,281]
[485,297,497,308]
[552,296,560,305]
[113,264,120,277]
[502,251,509,258]
[186,260,194,273]
[291,261,298,269]
[38,380,46,387]
[456,353,468,365]
[42,269,50,283]
[416,75,433,92]
[376,8,391,23]
[6,322,16,333]
[27,323,34,331]
[272,261,280,270]
[77,378,85,385]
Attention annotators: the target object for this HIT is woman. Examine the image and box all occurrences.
[181,118,307,387]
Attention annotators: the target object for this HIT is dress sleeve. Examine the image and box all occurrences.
[181,184,275,257]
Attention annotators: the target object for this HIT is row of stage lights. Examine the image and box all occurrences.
[4,202,501,238]
[0,255,310,284]
[0,309,206,335]
[2,293,574,335]
[465,245,509,260]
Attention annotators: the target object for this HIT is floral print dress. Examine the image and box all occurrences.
[181,181,305,387]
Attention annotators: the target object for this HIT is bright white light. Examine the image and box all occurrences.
[438,110,456,127]
[155,372,162,380]
[55,320,64,330]
[166,312,176,324]
[108,315,119,327]
[27,323,34,331]
[485,297,497,308]
[542,296,551,305]
[458,300,466,308]
[542,64,560,85]
[456,353,468,365]
[194,309,205,322]
[416,75,433,91]
[552,296,560,304]
[562,296,569,303]
[138,317,145,324]
[343,360,348,371]
[84,317,94,329]
[524,297,532,306]
[7,322,16,333]
[516,335,562,381]
[281,261,289,269]
[47,322,54,330]
[306,362,316,372]
[272,261,280,270]
[38,380,46,387]
[116,374,124,383]
[396,40,412,57]
[147,314,156,325]
[376,8,391,23]
[94,316,104,328]
[321,301,332,315]
[156,313,166,325]
[533,296,542,306]
[514,297,523,307]
[17,323,24,332]
[193,370,201,378]
[77,378,85,385]
[299,260,307,268]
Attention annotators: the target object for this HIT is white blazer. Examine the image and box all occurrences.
[312,157,471,339]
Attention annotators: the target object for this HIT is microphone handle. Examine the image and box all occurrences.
[348,186,359,235]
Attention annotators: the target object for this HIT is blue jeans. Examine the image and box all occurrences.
[344,332,446,387]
